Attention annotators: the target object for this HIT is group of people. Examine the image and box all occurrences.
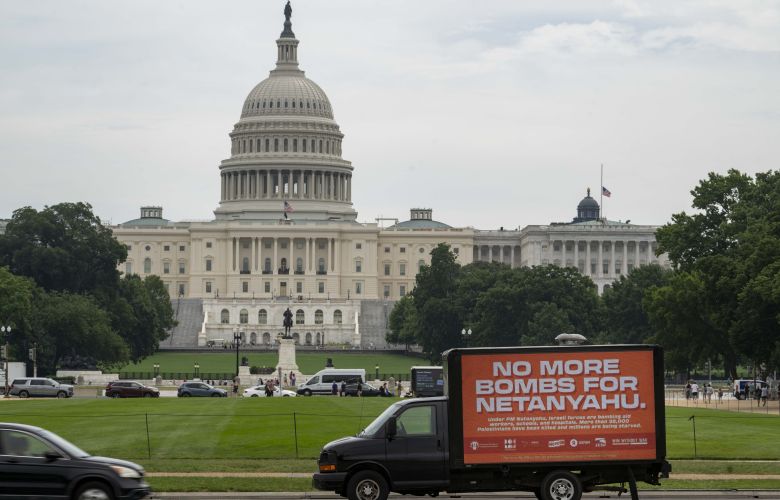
[329,380,401,397]
[684,381,721,403]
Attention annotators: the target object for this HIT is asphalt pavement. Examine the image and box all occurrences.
[151,492,780,500]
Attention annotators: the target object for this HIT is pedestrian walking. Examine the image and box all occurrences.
[717,386,723,402]
[290,372,296,387]
[340,380,346,397]
[397,381,403,397]
[357,381,363,397]
[761,385,768,406]
[690,381,699,401]
[331,381,338,395]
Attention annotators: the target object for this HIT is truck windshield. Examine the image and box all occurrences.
[359,401,403,438]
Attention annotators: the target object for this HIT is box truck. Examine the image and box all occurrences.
[313,345,670,500]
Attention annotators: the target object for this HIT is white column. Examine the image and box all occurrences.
[635,241,640,268]
[305,237,310,273]
[574,240,579,272]
[610,241,616,277]
[510,246,515,268]
[585,240,591,276]
[622,242,628,275]
[251,237,256,272]
[559,240,565,267]
[289,238,294,272]
[598,240,603,278]
[273,238,278,274]
[277,171,282,198]
[327,238,332,271]
[266,170,271,198]
[234,237,239,273]
[489,245,493,262]
[256,170,261,199]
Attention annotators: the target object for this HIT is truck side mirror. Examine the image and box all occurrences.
[386,417,397,439]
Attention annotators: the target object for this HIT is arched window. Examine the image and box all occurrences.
[334,310,342,324]
[240,309,248,324]
[292,332,300,345]
[144,258,152,274]
[296,257,303,273]
[250,332,257,344]
[284,138,288,152]
[316,332,321,345]
[221,309,230,324]
[293,139,297,152]
[296,309,305,325]
[305,332,312,345]
[263,332,271,345]
[274,139,279,152]
[302,139,307,152]
[315,310,324,325]
[319,140,323,153]
[258,309,267,325]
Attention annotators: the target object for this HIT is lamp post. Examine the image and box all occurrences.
[461,328,472,347]
[375,364,379,380]
[194,362,200,379]
[153,363,160,378]
[28,342,37,378]
[1,325,10,398]
[233,328,241,378]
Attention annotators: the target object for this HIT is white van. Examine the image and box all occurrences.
[297,368,365,396]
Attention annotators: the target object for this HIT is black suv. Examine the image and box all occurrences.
[105,381,160,398]
[0,422,150,499]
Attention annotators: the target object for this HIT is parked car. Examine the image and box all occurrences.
[177,381,227,397]
[105,381,160,398]
[242,385,297,397]
[0,422,151,499]
[8,378,74,399]
[343,382,382,397]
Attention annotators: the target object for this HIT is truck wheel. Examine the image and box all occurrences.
[347,470,389,500]
[303,389,312,396]
[540,470,582,500]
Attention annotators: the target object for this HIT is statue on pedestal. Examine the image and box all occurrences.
[282,307,293,338]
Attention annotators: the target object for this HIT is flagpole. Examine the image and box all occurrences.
[600,163,604,222]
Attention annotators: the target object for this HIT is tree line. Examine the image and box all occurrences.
[388,169,780,381]
[0,202,174,375]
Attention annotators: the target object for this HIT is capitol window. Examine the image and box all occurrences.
[293,139,297,152]
[125,262,133,275]
[399,263,406,276]
[355,282,363,295]
[205,282,212,294]
[265,139,270,151]
[384,263,391,276]
[384,284,390,298]
[221,309,230,324]
[179,262,186,274]
[206,242,212,248]
[296,309,304,324]
[179,245,185,251]
[315,310,323,324]
[258,309,267,324]
[144,258,151,274]
[164,245,170,251]
[242,282,248,293]
[334,310,342,324]
[264,282,271,293]
[163,262,170,274]
[284,138,288,152]
[319,140,323,153]
[400,285,406,297]
[400,247,406,253]
[302,140,307,152]
[355,259,362,273]
[274,139,279,152]
[318,282,324,293]
[240,309,248,324]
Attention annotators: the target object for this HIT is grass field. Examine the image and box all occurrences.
[119,351,427,378]
[0,399,778,492]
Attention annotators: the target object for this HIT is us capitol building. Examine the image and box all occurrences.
[23,5,671,349]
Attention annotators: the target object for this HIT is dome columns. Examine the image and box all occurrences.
[220,168,352,204]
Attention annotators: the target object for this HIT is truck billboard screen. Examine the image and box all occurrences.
[413,368,444,397]
[461,350,656,464]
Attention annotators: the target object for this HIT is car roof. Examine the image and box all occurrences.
[0,422,45,433]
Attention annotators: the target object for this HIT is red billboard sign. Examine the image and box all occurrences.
[461,350,656,464]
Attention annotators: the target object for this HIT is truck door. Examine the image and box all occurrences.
[385,403,447,489]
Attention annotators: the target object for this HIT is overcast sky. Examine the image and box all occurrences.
[1,1,778,229]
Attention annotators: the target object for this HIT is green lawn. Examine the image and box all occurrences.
[119,351,426,378]
[0,399,777,461]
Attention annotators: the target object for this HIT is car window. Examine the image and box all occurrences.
[397,406,435,436]
[130,383,140,388]
[30,380,46,386]
[1,430,57,458]
[46,380,57,386]
[306,376,319,385]
[11,379,27,386]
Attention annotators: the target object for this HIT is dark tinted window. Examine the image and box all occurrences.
[30,380,47,386]
[11,379,28,386]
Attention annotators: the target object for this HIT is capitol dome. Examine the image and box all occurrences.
[215,2,356,222]
[573,188,600,223]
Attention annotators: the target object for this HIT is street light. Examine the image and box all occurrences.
[375,364,380,380]
[194,362,200,379]
[1,325,11,398]
[461,328,472,347]
[153,363,160,378]
[233,328,242,379]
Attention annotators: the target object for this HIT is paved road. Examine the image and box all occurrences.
[152,492,780,500]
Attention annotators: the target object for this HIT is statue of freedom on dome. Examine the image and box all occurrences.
[284,1,292,22]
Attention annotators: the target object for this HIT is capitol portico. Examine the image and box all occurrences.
[93,5,668,349]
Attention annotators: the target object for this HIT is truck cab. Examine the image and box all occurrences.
[314,397,449,498]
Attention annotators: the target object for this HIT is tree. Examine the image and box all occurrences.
[107,275,174,362]
[654,169,780,377]
[33,291,129,374]
[386,295,417,349]
[0,267,37,361]
[601,264,673,345]
[0,202,127,294]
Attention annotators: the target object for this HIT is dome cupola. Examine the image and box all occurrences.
[573,188,600,223]
[215,1,356,222]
